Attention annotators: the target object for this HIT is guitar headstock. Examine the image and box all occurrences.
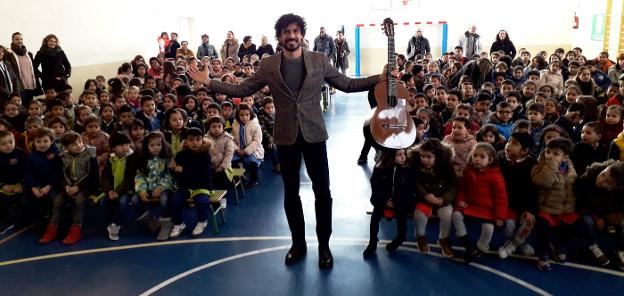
[382,18,394,38]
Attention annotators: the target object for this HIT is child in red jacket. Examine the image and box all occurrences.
[452,143,508,262]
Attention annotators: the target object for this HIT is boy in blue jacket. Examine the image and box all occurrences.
[169,127,214,238]
[24,128,61,226]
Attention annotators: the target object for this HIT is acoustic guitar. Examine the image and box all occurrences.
[364,18,416,149]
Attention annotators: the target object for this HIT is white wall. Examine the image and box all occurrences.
[0,0,618,84]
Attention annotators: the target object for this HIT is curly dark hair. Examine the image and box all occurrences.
[274,13,307,40]
[410,139,456,180]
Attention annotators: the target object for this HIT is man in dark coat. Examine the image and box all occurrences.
[406,28,430,61]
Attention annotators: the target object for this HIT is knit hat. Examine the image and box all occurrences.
[510,132,534,150]
[109,131,132,148]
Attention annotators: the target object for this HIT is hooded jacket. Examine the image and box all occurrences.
[456,165,508,221]
[531,153,577,215]
[205,132,236,171]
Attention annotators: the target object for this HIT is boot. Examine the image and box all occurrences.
[245,163,259,188]
[137,212,160,232]
[363,239,378,258]
[62,225,82,245]
[39,224,58,244]
[157,217,173,241]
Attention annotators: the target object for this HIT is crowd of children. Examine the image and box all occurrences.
[0,39,278,245]
[1,31,624,273]
[365,48,624,271]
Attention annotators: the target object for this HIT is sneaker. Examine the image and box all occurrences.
[537,256,551,271]
[465,247,484,263]
[62,225,82,245]
[616,250,624,270]
[416,236,430,253]
[107,223,121,241]
[170,223,186,239]
[0,223,14,236]
[589,244,610,266]
[192,221,208,236]
[437,238,454,257]
[520,243,535,256]
[553,246,567,263]
[498,240,516,259]
[39,224,58,244]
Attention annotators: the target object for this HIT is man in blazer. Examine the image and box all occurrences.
[190,13,386,269]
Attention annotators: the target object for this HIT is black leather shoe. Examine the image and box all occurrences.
[319,247,333,269]
[385,237,405,252]
[285,245,307,265]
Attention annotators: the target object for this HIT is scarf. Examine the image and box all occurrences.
[39,45,61,56]
[11,44,27,56]
[239,124,246,149]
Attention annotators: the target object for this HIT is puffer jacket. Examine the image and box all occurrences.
[531,153,577,214]
[135,157,174,193]
[232,118,264,160]
[539,69,564,97]
[370,165,417,210]
[61,146,99,192]
[414,167,458,206]
[442,134,477,172]
[456,165,508,221]
[205,132,236,171]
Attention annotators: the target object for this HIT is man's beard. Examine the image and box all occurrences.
[282,38,301,52]
[11,43,27,55]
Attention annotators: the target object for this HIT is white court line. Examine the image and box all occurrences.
[139,241,551,296]
[139,245,291,296]
[1,236,623,279]
[400,247,553,296]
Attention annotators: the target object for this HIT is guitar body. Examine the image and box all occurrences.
[365,81,416,149]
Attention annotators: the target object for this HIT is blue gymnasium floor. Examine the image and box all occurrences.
[1,91,623,296]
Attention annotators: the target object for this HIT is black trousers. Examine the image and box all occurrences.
[278,135,332,248]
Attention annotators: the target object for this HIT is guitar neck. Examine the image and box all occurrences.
[387,36,396,98]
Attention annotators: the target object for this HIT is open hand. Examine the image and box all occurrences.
[188,64,211,85]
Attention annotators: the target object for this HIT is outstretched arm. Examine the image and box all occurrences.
[188,64,266,97]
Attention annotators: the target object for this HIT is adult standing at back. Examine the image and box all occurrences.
[33,34,71,92]
[490,30,516,59]
[333,31,350,74]
[6,32,41,105]
[458,25,482,59]
[238,36,257,62]
[313,27,335,64]
[196,34,218,60]
[164,32,180,59]
[0,45,20,101]
[220,31,239,63]
[406,28,430,61]
[256,36,275,58]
